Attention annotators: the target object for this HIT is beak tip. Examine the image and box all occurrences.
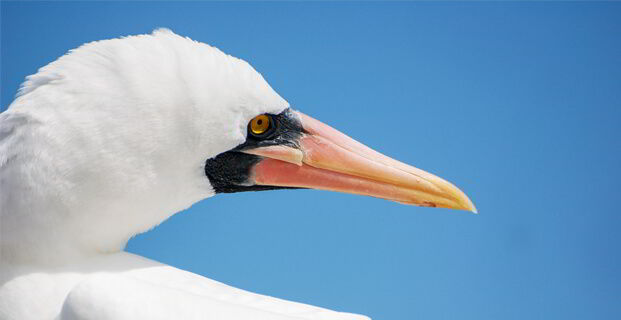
[461,194,478,214]
[464,198,478,214]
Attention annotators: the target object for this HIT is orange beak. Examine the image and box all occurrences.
[243,111,477,213]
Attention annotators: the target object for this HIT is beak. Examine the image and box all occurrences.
[243,111,477,213]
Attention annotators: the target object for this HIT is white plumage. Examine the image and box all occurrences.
[0,29,368,320]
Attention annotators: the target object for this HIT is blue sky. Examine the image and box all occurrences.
[2,2,620,319]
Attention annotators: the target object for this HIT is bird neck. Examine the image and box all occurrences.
[1,184,212,266]
[0,112,214,265]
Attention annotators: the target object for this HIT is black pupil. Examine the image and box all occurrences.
[257,119,263,125]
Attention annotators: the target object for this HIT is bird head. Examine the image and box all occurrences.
[1,29,475,263]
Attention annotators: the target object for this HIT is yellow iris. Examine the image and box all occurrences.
[250,114,270,135]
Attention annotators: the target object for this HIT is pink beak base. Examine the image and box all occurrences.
[245,111,477,213]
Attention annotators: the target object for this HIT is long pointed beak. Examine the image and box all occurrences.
[243,111,477,213]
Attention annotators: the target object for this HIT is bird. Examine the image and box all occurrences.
[0,29,476,320]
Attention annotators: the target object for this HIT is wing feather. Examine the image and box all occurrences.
[58,253,369,320]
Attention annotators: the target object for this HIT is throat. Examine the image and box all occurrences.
[1,191,212,266]
[1,211,136,265]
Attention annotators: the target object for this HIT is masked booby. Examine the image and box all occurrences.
[0,29,476,320]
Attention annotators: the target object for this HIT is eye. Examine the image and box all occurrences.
[249,114,272,137]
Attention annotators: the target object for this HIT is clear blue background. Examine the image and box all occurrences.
[2,2,620,319]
